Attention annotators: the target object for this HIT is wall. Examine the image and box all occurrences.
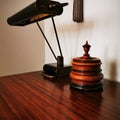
[45,0,120,82]
[0,0,45,76]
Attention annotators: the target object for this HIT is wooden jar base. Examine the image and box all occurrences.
[70,71,103,91]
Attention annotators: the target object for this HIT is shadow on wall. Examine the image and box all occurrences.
[103,46,119,82]
[56,20,94,35]
[109,60,118,81]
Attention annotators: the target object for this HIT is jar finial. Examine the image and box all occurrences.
[82,41,91,58]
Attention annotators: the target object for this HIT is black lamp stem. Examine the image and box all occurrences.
[51,17,63,57]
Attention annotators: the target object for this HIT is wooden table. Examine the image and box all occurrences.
[0,71,120,120]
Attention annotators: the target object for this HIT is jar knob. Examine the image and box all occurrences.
[82,41,91,58]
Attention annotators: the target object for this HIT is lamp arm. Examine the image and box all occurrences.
[36,22,57,60]
[51,17,63,57]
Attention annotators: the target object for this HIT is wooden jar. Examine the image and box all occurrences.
[70,41,103,91]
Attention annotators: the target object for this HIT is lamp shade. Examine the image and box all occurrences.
[7,0,68,26]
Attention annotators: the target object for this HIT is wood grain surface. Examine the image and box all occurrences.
[0,71,120,120]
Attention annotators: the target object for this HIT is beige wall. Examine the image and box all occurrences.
[0,0,45,76]
[45,0,120,82]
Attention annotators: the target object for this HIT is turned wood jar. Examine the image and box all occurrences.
[70,41,103,91]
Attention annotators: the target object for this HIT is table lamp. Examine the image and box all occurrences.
[7,0,71,78]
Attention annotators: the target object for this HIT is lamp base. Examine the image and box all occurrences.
[42,63,71,78]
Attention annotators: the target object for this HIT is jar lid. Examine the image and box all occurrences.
[73,41,101,64]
